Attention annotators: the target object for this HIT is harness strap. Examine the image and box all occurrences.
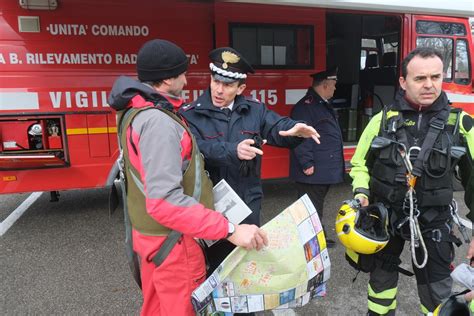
[118,170,142,288]
[412,107,450,177]
[148,110,205,268]
[377,253,415,276]
[117,107,150,289]
[152,231,183,267]
[117,106,185,286]
[422,228,462,247]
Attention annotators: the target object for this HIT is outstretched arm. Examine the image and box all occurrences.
[278,122,320,144]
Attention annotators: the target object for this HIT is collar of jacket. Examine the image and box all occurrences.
[392,89,450,114]
[305,87,330,105]
[108,75,175,112]
[193,89,251,116]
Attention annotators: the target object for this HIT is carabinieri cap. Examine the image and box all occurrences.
[209,47,255,83]
[310,66,338,82]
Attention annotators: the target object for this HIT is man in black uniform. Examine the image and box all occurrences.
[289,67,345,248]
[350,47,474,315]
[180,47,320,276]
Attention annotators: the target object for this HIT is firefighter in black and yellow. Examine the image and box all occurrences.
[349,46,474,315]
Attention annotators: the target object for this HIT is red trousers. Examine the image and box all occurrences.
[134,232,207,315]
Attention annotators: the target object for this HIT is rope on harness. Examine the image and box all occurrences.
[399,144,428,269]
[450,199,471,244]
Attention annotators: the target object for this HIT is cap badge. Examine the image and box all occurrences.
[221,51,239,69]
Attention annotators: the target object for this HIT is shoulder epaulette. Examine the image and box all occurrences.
[245,96,262,105]
[386,110,399,120]
[304,95,314,104]
[181,102,195,112]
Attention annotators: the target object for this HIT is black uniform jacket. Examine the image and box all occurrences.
[289,88,345,184]
[180,89,302,222]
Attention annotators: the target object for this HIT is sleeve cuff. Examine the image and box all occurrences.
[354,193,369,201]
[354,187,370,198]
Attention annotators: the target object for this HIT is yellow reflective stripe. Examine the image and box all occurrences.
[460,111,474,159]
[67,127,117,135]
[346,248,359,263]
[368,299,396,314]
[447,112,458,125]
[470,299,474,312]
[87,127,109,134]
[368,284,397,299]
[67,128,88,135]
[420,304,429,314]
[386,110,399,119]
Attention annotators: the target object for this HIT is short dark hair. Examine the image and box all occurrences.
[401,47,443,79]
[312,78,325,87]
[142,80,163,86]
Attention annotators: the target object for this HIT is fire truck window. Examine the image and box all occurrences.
[416,21,466,36]
[455,39,471,85]
[382,36,398,64]
[416,37,453,82]
[232,26,258,65]
[362,38,377,49]
[360,39,378,70]
[360,50,367,70]
[230,23,313,69]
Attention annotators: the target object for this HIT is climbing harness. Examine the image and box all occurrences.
[397,142,429,269]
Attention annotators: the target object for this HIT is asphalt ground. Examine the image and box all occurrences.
[1,180,472,315]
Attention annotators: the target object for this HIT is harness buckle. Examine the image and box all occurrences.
[408,146,421,161]
[431,229,442,243]
[430,119,445,130]
[389,120,397,133]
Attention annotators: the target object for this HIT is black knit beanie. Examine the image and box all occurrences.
[136,39,188,82]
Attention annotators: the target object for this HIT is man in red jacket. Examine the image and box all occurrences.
[109,39,268,316]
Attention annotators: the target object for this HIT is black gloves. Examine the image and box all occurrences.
[239,135,263,177]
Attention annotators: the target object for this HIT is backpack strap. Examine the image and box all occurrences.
[116,107,152,289]
[150,110,207,268]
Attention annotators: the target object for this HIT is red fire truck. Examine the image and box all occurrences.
[1,0,473,195]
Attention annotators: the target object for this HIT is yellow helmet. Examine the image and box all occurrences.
[335,200,389,254]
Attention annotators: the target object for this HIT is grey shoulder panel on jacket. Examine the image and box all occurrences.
[132,108,184,136]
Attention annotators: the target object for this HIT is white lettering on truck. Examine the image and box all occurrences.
[49,91,109,109]
[47,90,205,109]
[46,24,149,37]
[9,53,20,64]
[115,54,137,64]
[47,24,88,36]
[2,53,199,66]
[26,53,113,64]
[91,25,149,36]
